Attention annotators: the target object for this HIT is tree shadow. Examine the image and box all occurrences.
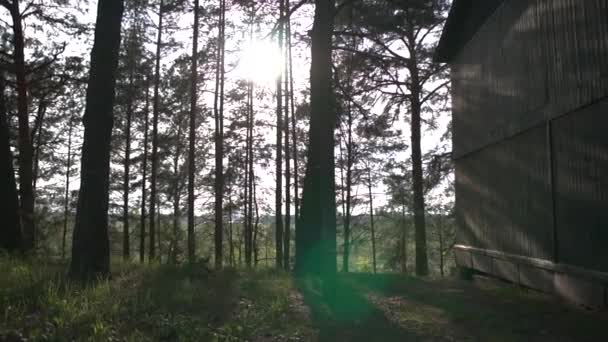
[345,273,608,341]
[296,274,418,341]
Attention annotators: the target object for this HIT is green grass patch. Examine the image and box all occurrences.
[0,258,314,341]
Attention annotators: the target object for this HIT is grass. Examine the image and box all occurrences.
[0,257,314,341]
[1,258,606,341]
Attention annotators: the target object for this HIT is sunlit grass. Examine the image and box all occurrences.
[0,257,314,341]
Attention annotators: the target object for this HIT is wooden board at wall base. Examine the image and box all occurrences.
[518,263,554,294]
[493,258,519,284]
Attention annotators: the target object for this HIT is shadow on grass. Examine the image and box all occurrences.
[341,273,608,341]
[296,275,418,342]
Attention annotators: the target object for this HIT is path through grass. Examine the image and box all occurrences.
[1,258,606,341]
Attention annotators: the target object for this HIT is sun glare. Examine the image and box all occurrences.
[239,39,283,86]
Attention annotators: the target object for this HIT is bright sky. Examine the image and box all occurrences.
[5,1,452,219]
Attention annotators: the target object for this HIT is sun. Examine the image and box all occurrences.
[239,39,283,86]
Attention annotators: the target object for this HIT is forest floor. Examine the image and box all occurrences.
[1,258,607,341]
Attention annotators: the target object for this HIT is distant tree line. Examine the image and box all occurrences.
[0,0,453,281]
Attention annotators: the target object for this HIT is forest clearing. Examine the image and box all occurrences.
[2,0,608,340]
[2,258,607,341]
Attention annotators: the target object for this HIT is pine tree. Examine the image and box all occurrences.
[0,72,22,253]
[296,0,337,277]
[187,0,200,264]
[70,0,124,280]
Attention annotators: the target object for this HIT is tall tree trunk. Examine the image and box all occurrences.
[253,176,260,265]
[368,169,376,274]
[343,104,352,273]
[287,0,299,226]
[295,0,337,278]
[171,121,183,263]
[149,0,164,262]
[32,100,46,205]
[122,46,135,261]
[140,78,150,263]
[9,0,36,252]
[401,204,407,273]
[246,81,254,267]
[243,34,252,268]
[407,30,428,276]
[438,220,445,277]
[275,0,285,269]
[0,73,22,253]
[62,117,74,260]
[213,0,226,269]
[228,193,234,266]
[187,0,200,264]
[283,12,291,270]
[70,0,124,280]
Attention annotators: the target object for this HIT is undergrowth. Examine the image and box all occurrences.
[0,257,311,341]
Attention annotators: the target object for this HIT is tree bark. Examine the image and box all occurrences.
[407,34,429,276]
[283,8,291,270]
[149,0,164,262]
[122,40,135,261]
[368,169,376,274]
[32,99,46,205]
[140,78,150,263]
[9,0,36,253]
[0,73,22,253]
[171,120,183,263]
[275,0,285,269]
[342,104,352,273]
[253,176,260,265]
[438,220,445,277]
[187,0,200,264]
[213,0,226,269]
[70,0,124,280]
[401,204,407,273]
[287,0,299,237]
[62,116,74,260]
[295,0,337,278]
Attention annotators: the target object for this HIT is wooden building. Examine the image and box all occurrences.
[436,0,608,308]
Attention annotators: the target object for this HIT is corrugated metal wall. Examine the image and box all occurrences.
[551,100,608,272]
[452,0,608,271]
[452,0,608,157]
[455,125,553,261]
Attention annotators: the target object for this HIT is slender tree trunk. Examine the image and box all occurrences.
[401,204,407,273]
[0,73,22,253]
[9,0,36,252]
[70,0,124,280]
[287,8,299,225]
[140,78,150,263]
[244,49,252,267]
[407,32,428,275]
[149,0,164,262]
[213,0,226,269]
[187,0,200,264]
[343,105,352,272]
[438,221,445,277]
[253,176,260,265]
[62,117,74,260]
[32,100,46,205]
[171,188,180,263]
[122,50,135,261]
[171,121,183,263]
[247,82,254,267]
[275,0,285,269]
[228,194,234,266]
[368,169,376,274]
[295,0,337,278]
[283,14,291,270]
